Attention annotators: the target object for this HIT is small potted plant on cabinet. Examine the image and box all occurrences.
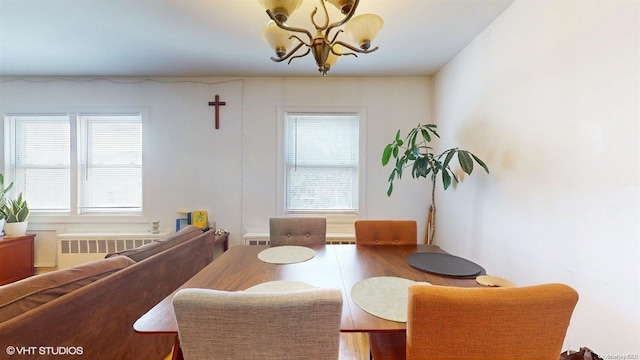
[0,174,14,235]
[1,192,30,236]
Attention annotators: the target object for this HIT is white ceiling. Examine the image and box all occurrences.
[0,0,514,77]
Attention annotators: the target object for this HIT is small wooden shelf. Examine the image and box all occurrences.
[0,233,35,285]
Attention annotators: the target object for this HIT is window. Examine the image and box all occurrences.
[4,113,142,214]
[281,110,363,214]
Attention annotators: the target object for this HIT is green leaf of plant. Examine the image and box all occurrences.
[458,150,474,175]
[442,149,456,169]
[413,157,430,178]
[395,159,405,179]
[442,169,452,190]
[425,124,440,138]
[394,129,401,142]
[433,160,442,171]
[408,129,417,148]
[471,153,490,173]
[382,144,393,165]
[388,169,397,182]
[386,182,393,197]
[392,146,398,158]
[420,128,431,142]
[411,145,420,158]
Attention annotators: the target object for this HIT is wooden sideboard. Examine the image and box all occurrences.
[0,233,35,285]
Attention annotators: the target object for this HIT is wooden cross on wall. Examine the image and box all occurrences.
[208,94,226,129]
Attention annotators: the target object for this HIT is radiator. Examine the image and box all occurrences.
[243,232,355,246]
[56,232,168,269]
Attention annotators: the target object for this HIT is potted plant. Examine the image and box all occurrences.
[382,123,489,244]
[0,174,14,235]
[1,192,30,236]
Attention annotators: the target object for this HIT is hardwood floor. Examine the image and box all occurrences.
[340,333,370,360]
[164,333,370,360]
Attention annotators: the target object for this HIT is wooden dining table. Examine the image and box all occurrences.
[134,244,483,359]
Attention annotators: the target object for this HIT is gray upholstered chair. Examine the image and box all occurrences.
[269,217,327,246]
[173,287,343,360]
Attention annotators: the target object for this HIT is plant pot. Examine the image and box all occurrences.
[3,221,28,237]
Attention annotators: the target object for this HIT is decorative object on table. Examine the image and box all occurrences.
[0,192,30,237]
[258,0,383,76]
[475,275,516,288]
[0,173,14,235]
[257,245,316,264]
[149,220,160,234]
[406,252,485,278]
[214,228,227,236]
[244,280,317,293]
[351,276,428,323]
[382,123,489,244]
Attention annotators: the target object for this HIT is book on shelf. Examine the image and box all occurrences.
[175,218,189,231]
[188,210,208,229]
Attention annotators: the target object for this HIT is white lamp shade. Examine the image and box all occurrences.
[262,21,292,52]
[258,0,303,18]
[344,14,383,45]
[326,0,354,14]
[325,44,344,67]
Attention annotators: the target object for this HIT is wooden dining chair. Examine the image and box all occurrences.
[354,220,417,245]
[368,283,579,360]
[173,287,343,360]
[269,217,327,246]
[354,220,417,359]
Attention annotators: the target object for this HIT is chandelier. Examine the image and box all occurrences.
[259,0,383,75]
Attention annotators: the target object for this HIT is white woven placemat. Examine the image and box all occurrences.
[476,275,516,288]
[351,276,430,323]
[257,245,316,264]
[244,280,317,293]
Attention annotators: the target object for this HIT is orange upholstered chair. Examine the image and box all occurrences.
[354,220,417,245]
[368,283,579,360]
[355,220,417,360]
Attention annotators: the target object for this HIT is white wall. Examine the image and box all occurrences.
[241,77,432,236]
[0,76,431,263]
[433,0,639,354]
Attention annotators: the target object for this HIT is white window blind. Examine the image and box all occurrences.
[284,113,359,213]
[79,115,142,213]
[7,115,71,212]
[4,113,143,214]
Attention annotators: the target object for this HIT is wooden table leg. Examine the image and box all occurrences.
[171,336,184,360]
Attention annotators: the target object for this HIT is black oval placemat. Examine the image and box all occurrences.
[407,252,486,278]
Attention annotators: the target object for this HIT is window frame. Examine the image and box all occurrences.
[3,110,147,221]
[78,113,143,214]
[276,106,367,218]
